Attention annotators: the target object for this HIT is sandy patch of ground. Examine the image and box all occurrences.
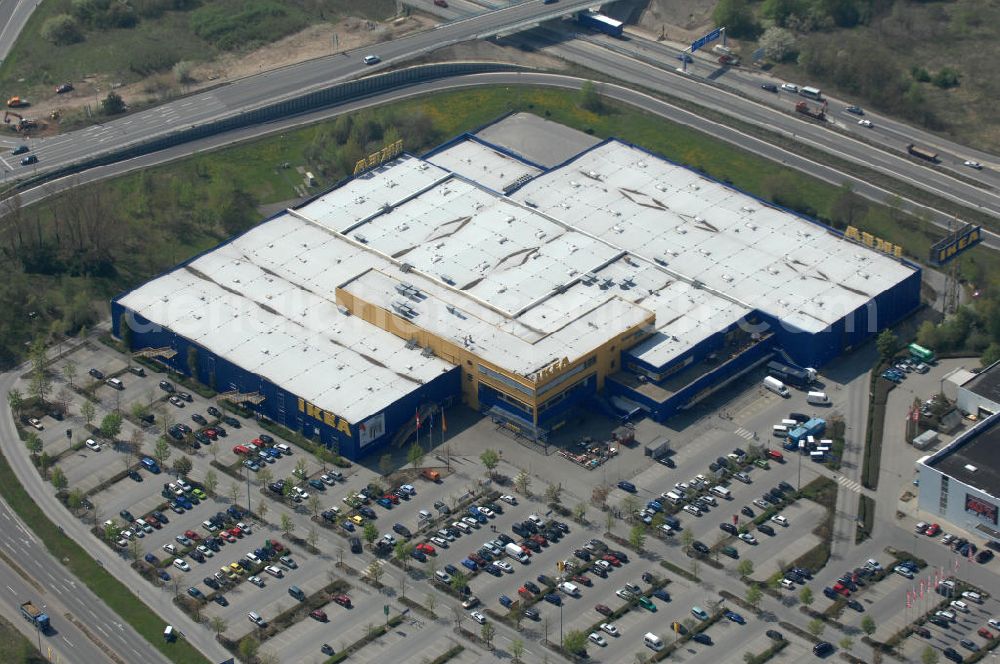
[28,13,436,133]
[429,36,570,72]
[633,0,717,44]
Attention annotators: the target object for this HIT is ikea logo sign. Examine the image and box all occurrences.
[297,398,352,436]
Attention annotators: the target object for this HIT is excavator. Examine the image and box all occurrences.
[3,110,38,132]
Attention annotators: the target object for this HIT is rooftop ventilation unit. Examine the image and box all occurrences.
[768,267,780,275]
[421,347,436,358]
[622,275,636,286]
[612,224,624,233]
[722,274,733,282]
[654,257,669,266]
[336,305,350,316]
[381,203,392,213]
[601,278,615,289]
[505,215,515,223]
[405,338,419,350]
[417,163,429,171]
[581,272,598,285]
[391,301,418,318]
[570,180,581,188]
[964,464,977,472]
[588,171,600,179]
[637,161,647,168]
[400,263,413,273]
[440,274,456,285]
[446,304,460,315]
[655,183,667,192]
[396,222,409,232]
[524,200,538,208]
[354,234,368,244]
[745,222,758,231]
[395,283,412,296]
[741,206,756,213]
[354,196,366,205]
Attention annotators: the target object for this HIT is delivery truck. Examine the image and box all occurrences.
[20,601,50,633]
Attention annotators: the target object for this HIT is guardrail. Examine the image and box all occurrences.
[20,61,524,190]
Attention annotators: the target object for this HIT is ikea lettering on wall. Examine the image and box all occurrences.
[297,398,352,436]
[353,139,404,176]
[844,226,904,258]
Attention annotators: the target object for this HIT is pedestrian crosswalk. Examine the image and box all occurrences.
[836,475,863,494]
[734,427,756,441]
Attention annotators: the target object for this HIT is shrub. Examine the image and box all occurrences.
[932,67,960,89]
[189,0,307,50]
[40,14,84,45]
[100,91,127,116]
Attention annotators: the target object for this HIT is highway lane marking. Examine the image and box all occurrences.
[62,636,73,647]
[5,585,13,594]
[94,624,108,637]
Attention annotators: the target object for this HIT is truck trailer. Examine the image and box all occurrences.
[20,601,50,632]
[766,360,816,389]
[906,144,939,163]
[788,418,826,445]
[577,11,624,38]
[795,100,826,121]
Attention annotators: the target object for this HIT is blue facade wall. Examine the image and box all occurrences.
[111,303,462,460]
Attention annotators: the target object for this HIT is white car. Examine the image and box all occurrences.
[988,618,1000,631]
[162,544,177,555]
[674,482,690,492]
[85,439,102,451]
[320,474,336,485]
[941,533,955,545]
[264,565,283,578]
[780,578,795,590]
[595,560,612,572]
[430,536,449,548]
[936,609,956,622]
[735,472,751,484]
[500,494,517,505]
[248,575,265,587]
[435,570,451,583]
[894,565,913,579]
[469,611,486,624]
[682,504,702,517]
[738,533,757,545]
[461,517,480,529]
[964,160,983,170]
[616,588,634,601]
[950,600,969,613]
[437,529,454,541]
[753,499,769,510]
[479,506,495,518]
[382,534,396,546]
[600,622,620,637]
[781,83,799,92]
[197,545,213,558]
[528,514,544,526]
[399,484,415,495]
[659,524,674,536]
[136,520,153,534]
[362,54,380,65]
[858,119,873,128]
[172,558,190,572]
[771,515,789,527]
[589,632,607,647]
[495,561,513,573]
[237,522,252,535]
[292,486,309,500]
[27,418,44,430]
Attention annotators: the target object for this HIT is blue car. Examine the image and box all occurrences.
[647,500,663,513]
[444,564,458,575]
[543,593,562,606]
[410,550,427,563]
[227,506,243,518]
[144,553,158,564]
[617,481,637,493]
[725,610,746,624]
[158,570,171,581]
[499,594,513,608]
[653,588,670,601]
[341,520,355,532]
[376,497,393,508]
[461,559,478,572]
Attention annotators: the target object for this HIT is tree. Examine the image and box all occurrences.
[67,488,83,510]
[100,412,123,440]
[629,525,646,552]
[100,91,127,116]
[573,502,587,522]
[228,482,240,505]
[711,0,759,38]
[480,449,500,479]
[759,26,797,61]
[921,646,939,664]
[293,458,307,479]
[514,470,531,495]
[153,438,171,467]
[379,453,393,477]
[450,570,468,594]
[579,80,603,113]
[563,630,588,655]
[407,441,425,468]
[204,470,219,495]
[81,400,96,427]
[876,329,899,361]
[172,455,193,477]
[256,499,268,522]
[281,513,295,537]
[41,14,82,45]
[680,530,695,553]
[256,466,273,487]
[860,615,876,636]
[621,495,639,521]
[29,339,52,404]
[737,560,754,578]
[237,635,259,663]
[745,585,763,610]
[479,622,496,649]
[799,586,814,606]
[209,616,227,636]
[363,522,379,545]
[839,637,854,652]
[307,525,318,550]
[425,593,436,615]
[511,637,525,663]
[63,360,77,387]
[307,495,321,517]
[366,560,384,587]
[394,541,414,570]
[314,446,331,471]
[128,427,144,462]
[807,618,825,638]
[544,483,563,505]
[51,466,67,490]
[24,433,42,455]
[7,389,23,420]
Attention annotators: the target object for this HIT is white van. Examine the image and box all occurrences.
[452,521,472,534]
[163,625,175,642]
[763,376,790,397]
[275,443,291,455]
[644,632,664,651]
[664,491,683,505]
[558,581,579,597]
[106,377,124,390]
[772,425,788,437]
[807,391,829,405]
[780,419,798,426]
[505,542,529,563]
[710,486,732,500]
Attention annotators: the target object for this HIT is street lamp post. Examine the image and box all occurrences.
[559,602,564,647]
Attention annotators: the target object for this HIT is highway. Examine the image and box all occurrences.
[0,0,37,61]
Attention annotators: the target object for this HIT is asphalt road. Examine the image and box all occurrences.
[0,356,233,663]
[0,0,37,61]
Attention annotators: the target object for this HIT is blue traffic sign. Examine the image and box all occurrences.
[691,27,722,53]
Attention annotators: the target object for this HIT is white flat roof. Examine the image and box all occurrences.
[511,141,916,334]
[425,138,542,194]
[118,214,454,422]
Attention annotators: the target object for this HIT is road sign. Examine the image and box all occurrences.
[691,27,722,53]
[929,224,982,266]
[383,604,389,616]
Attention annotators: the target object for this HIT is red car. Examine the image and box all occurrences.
[518,586,533,599]
[595,604,613,616]
[434,0,447,7]
[249,438,266,448]
[203,428,218,440]
[229,527,243,538]
[222,531,236,543]
[309,609,327,621]
[268,539,285,552]
[183,530,200,540]
[384,494,400,505]
[232,444,251,455]
[530,534,548,547]
[925,523,941,536]
[833,583,850,597]
[415,542,435,555]
[603,553,621,567]
[766,449,784,461]
[978,627,993,639]
[333,594,352,608]
[572,575,592,587]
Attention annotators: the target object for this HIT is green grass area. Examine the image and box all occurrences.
[0,612,46,664]
[0,448,210,664]
[0,0,395,99]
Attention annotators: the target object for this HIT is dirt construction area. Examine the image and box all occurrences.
[634,0,717,43]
